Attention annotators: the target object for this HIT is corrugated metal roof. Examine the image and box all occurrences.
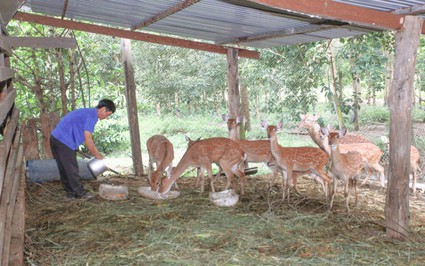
[15,0,425,49]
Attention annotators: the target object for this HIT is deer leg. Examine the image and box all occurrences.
[195,167,201,188]
[204,164,216,193]
[291,172,300,194]
[286,167,293,202]
[232,165,246,195]
[221,165,237,193]
[344,178,351,215]
[353,177,358,206]
[329,174,337,211]
[279,169,288,202]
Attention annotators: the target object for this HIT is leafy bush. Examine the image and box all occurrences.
[91,110,129,154]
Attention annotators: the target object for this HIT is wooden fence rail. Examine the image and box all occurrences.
[0,30,24,265]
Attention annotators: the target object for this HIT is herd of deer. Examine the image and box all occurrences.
[146,114,421,214]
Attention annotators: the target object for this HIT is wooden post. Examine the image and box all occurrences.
[40,113,53,159]
[121,38,144,176]
[8,163,25,266]
[22,118,40,160]
[227,48,240,139]
[386,15,423,241]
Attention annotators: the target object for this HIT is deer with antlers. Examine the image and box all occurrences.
[298,114,385,187]
[321,127,364,214]
[159,137,247,195]
[147,135,175,192]
[261,120,332,201]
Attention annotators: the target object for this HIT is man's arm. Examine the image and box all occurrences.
[84,130,103,159]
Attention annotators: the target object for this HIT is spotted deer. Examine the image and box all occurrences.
[147,135,175,192]
[261,120,332,201]
[159,137,247,195]
[223,115,280,190]
[321,128,364,214]
[381,136,421,192]
[298,114,385,187]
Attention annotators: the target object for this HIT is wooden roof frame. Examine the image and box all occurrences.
[11,0,425,60]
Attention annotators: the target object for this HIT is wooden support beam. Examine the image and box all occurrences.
[13,12,260,60]
[386,15,423,241]
[0,67,13,82]
[0,89,15,124]
[0,39,11,57]
[394,4,425,15]
[0,107,19,200]
[131,0,200,30]
[1,131,22,266]
[0,36,76,49]
[121,39,144,176]
[0,125,20,262]
[8,162,25,266]
[227,48,240,139]
[245,0,404,30]
[219,24,336,45]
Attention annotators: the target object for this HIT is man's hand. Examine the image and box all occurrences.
[84,131,103,159]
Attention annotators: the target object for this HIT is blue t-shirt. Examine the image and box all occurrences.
[51,108,99,150]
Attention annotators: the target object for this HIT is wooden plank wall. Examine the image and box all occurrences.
[0,29,25,265]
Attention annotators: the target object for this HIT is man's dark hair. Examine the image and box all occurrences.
[97,99,116,113]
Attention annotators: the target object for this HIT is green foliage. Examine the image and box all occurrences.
[89,110,129,154]
[358,105,389,125]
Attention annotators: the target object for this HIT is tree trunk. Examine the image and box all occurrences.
[349,57,360,131]
[240,80,251,132]
[386,15,423,241]
[328,41,345,129]
[68,49,76,110]
[121,38,144,176]
[56,48,68,116]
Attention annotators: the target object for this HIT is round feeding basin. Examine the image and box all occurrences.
[138,186,180,200]
[99,184,128,200]
[209,189,239,207]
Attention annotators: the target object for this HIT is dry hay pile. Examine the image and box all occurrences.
[25,173,425,265]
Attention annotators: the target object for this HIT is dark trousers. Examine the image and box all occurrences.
[50,136,85,197]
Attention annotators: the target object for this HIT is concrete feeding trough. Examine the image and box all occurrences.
[209,189,239,207]
[99,184,128,200]
[138,186,180,200]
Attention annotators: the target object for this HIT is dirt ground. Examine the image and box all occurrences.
[24,170,425,265]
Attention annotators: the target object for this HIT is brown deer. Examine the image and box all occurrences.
[261,120,332,201]
[223,115,280,190]
[146,135,175,191]
[298,114,385,187]
[159,137,247,195]
[185,135,218,192]
[321,128,364,214]
[381,136,421,192]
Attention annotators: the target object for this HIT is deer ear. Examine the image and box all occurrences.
[236,116,241,124]
[313,114,320,120]
[277,120,284,130]
[260,119,268,129]
[320,127,329,136]
[185,135,190,141]
[221,114,228,122]
[339,128,347,137]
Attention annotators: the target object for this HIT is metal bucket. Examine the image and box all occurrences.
[87,157,108,178]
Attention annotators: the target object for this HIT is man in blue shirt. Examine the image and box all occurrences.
[50,99,116,200]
